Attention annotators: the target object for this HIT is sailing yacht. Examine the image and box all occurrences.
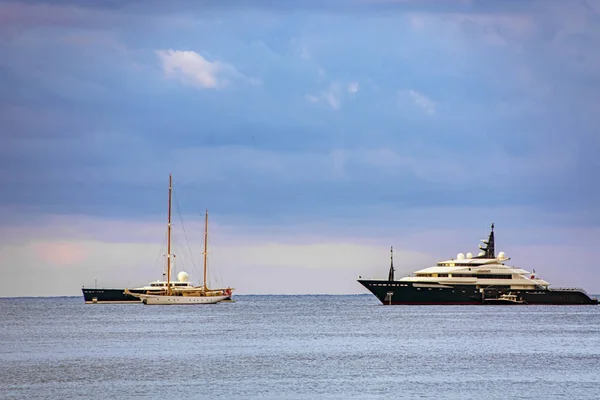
[124,174,233,305]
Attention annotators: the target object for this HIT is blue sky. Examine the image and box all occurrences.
[1,0,599,295]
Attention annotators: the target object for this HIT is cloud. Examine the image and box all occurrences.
[31,241,88,266]
[408,89,436,114]
[0,2,102,30]
[399,89,436,115]
[4,133,592,226]
[322,83,342,109]
[155,49,260,89]
[304,94,320,103]
[156,49,227,89]
[306,82,358,110]
[298,44,311,60]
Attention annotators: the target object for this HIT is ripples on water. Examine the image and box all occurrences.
[1,295,599,399]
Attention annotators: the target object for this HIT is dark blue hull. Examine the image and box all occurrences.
[81,288,142,303]
[358,280,599,305]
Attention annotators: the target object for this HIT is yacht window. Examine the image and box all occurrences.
[451,274,512,279]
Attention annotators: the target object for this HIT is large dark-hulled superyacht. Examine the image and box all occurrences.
[358,224,598,305]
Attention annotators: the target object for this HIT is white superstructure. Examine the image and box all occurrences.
[399,251,549,291]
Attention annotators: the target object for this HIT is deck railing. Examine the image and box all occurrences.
[549,287,589,295]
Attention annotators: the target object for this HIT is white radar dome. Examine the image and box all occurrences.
[498,251,506,259]
[478,251,485,257]
[177,271,189,282]
[457,253,465,260]
[466,252,473,259]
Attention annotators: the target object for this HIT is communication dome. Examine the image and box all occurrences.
[177,271,189,282]
[478,251,485,257]
[466,252,473,259]
[457,253,465,260]
[498,251,506,259]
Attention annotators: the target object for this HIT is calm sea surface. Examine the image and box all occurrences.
[1,295,600,400]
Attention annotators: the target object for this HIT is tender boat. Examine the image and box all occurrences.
[484,293,527,305]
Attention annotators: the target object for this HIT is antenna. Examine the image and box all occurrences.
[388,246,395,281]
[474,223,496,259]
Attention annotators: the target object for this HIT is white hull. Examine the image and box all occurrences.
[139,294,228,305]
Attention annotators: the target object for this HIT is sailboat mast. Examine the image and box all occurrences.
[167,174,172,296]
[203,209,208,291]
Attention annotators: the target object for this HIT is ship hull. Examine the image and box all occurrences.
[358,280,599,305]
[82,288,143,304]
[139,294,228,305]
[82,288,232,304]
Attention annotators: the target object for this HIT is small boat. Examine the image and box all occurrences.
[125,174,233,305]
[484,293,527,305]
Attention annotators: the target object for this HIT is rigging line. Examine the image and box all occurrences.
[173,190,202,282]
[173,188,200,273]
[171,234,196,278]
[154,230,168,277]
[206,227,223,287]
[206,246,219,285]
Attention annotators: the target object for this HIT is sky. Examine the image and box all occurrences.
[1,0,599,296]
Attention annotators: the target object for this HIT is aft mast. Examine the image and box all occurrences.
[166,174,173,296]
[203,209,209,292]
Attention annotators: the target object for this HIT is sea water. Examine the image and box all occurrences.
[1,295,599,399]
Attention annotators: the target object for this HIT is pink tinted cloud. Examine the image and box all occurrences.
[31,241,88,266]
